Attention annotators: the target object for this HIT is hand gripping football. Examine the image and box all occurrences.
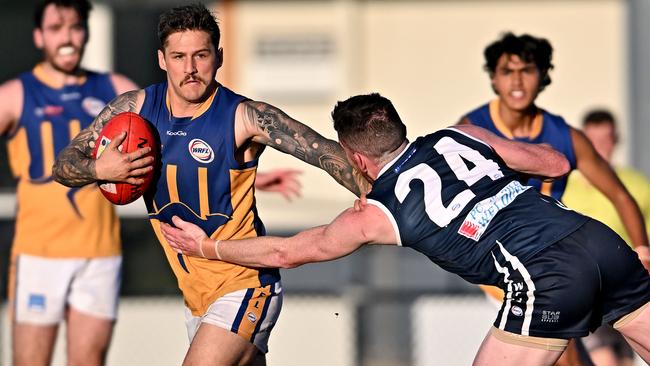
[91,112,157,205]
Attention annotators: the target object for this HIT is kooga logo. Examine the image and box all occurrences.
[166,130,187,136]
[188,138,214,163]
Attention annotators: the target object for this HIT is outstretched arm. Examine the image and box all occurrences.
[452,124,570,179]
[161,202,397,268]
[236,101,370,197]
[53,90,152,187]
[570,127,649,268]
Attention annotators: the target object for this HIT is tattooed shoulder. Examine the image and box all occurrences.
[93,90,140,130]
[71,90,142,156]
[242,101,281,133]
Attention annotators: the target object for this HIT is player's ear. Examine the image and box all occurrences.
[353,152,369,173]
[158,49,167,71]
[33,28,44,49]
[216,47,223,69]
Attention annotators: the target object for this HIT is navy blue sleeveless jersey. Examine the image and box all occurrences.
[139,83,279,315]
[366,128,588,285]
[465,100,576,200]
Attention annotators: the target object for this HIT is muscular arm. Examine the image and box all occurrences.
[161,202,397,268]
[53,90,144,187]
[452,124,570,179]
[571,127,649,250]
[236,101,369,197]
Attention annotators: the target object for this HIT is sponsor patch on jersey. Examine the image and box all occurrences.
[458,181,530,241]
[188,138,215,163]
[60,92,82,101]
[82,96,106,117]
[28,293,46,312]
[35,105,64,117]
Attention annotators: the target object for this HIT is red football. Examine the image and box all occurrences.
[91,112,158,205]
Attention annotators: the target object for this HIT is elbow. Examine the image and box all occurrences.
[548,156,571,179]
[554,156,571,178]
[51,162,77,187]
[273,246,302,269]
[51,162,66,186]
[542,150,570,179]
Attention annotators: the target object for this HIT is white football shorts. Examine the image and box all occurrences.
[185,281,283,353]
[11,254,122,324]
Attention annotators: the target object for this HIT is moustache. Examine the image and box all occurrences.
[181,76,205,86]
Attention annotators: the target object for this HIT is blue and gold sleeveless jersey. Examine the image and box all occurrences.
[140,83,280,316]
[366,128,588,285]
[7,64,120,258]
[465,99,577,200]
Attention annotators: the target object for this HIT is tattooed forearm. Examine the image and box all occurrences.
[244,101,370,196]
[53,91,139,187]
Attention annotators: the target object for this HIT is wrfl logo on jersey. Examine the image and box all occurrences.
[188,138,214,163]
[510,306,523,317]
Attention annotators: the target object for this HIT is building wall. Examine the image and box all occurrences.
[220,1,628,226]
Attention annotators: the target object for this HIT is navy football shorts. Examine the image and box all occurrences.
[491,218,650,339]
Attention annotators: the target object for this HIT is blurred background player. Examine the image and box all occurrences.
[52,4,364,366]
[161,93,650,366]
[459,32,649,261]
[458,32,650,366]
[0,0,137,365]
[563,109,650,366]
[0,2,301,366]
[563,109,650,251]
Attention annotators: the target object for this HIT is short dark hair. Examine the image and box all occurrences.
[582,109,616,128]
[34,0,92,29]
[332,93,407,160]
[158,3,220,51]
[484,32,554,91]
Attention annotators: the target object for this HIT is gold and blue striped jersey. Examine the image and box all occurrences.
[465,99,577,200]
[140,83,280,316]
[7,64,120,258]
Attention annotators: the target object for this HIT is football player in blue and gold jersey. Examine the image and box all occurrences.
[53,3,366,366]
[459,33,649,264]
[459,33,650,366]
[0,1,138,365]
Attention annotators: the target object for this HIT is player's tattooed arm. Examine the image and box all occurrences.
[53,91,141,187]
[242,101,370,197]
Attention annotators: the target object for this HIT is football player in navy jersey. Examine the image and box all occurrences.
[162,93,650,366]
[53,4,365,366]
